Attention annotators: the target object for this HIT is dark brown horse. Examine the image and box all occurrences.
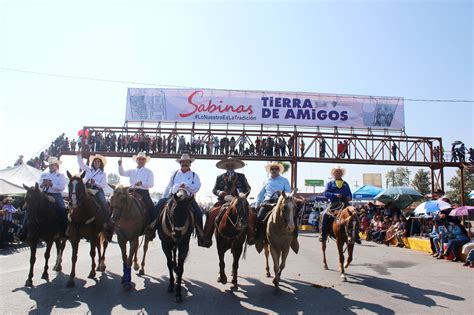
[66,171,109,287]
[22,183,66,287]
[263,191,302,290]
[215,193,250,290]
[157,189,194,303]
[321,205,359,281]
[109,186,151,291]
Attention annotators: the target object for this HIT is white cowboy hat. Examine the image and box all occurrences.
[330,166,346,177]
[89,154,107,167]
[2,196,14,203]
[176,153,195,163]
[46,156,63,165]
[216,157,245,170]
[265,162,284,173]
[132,152,151,163]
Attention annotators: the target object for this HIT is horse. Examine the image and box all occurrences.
[22,183,67,287]
[66,171,110,288]
[109,185,152,291]
[263,191,302,290]
[214,192,250,290]
[157,188,195,303]
[321,205,359,281]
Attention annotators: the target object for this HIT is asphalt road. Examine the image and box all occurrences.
[1,232,473,314]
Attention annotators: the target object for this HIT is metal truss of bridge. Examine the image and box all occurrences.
[60,122,469,204]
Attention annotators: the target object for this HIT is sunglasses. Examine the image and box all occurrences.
[270,167,280,171]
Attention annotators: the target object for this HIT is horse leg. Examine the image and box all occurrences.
[41,241,54,281]
[337,239,346,282]
[139,238,149,276]
[98,234,108,272]
[264,243,271,277]
[162,242,175,293]
[270,247,281,290]
[345,243,354,269]
[217,242,227,285]
[118,238,128,285]
[175,243,189,303]
[67,239,79,287]
[53,239,65,272]
[88,238,97,279]
[133,240,140,271]
[25,240,37,287]
[278,247,290,278]
[321,240,329,270]
[231,242,243,290]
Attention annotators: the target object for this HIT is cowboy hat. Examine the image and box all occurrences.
[216,157,245,170]
[176,153,195,163]
[265,162,284,173]
[2,196,13,203]
[330,166,345,177]
[89,154,107,167]
[46,156,63,165]
[132,152,151,163]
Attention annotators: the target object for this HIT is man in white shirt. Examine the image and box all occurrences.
[37,156,68,232]
[151,153,210,247]
[118,152,155,216]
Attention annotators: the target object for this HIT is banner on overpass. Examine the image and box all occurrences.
[126,88,404,129]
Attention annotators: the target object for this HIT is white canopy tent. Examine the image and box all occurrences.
[0,164,42,188]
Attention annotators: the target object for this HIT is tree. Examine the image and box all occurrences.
[107,173,121,186]
[446,169,474,205]
[385,167,410,187]
[279,162,290,174]
[411,169,431,196]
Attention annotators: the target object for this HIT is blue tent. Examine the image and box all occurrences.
[352,185,383,200]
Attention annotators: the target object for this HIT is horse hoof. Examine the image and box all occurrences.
[266,272,271,278]
[133,264,139,271]
[25,279,33,287]
[231,284,238,291]
[323,265,329,270]
[53,265,62,272]
[88,272,96,279]
[41,273,49,281]
[167,285,174,293]
[175,295,183,303]
[340,275,347,282]
[217,275,227,284]
[66,280,75,288]
[138,270,144,276]
[123,282,133,291]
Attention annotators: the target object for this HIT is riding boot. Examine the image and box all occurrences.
[247,211,256,245]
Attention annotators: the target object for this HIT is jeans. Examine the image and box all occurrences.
[445,238,469,259]
[151,197,203,228]
[433,236,443,255]
[48,192,67,227]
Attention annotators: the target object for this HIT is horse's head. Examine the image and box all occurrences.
[166,188,194,240]
[339,206,359,244]
[67,171,86,208]
[109,185,129,213]
[275,190,303,233]
[227,192,250,230]
[23,183,44,214]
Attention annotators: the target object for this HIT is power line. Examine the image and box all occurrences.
[1,66,473,103]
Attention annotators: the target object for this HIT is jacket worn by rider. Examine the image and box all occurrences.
[212,171,251,203]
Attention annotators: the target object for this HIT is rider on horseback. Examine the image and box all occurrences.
[118,152,155,217]
[38,157,68,234]
[77,152,111,223]
[151,153,210,247]
[320,166,361,244]
[255,162,299,251]
[203,157,253,246]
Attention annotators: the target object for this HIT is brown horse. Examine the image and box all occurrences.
[157,189,194,303]
[215,193,250,290]
[109,186,151,291]
[264,191,302,290]
[321,205,359,281]
[66,171,109,288]
[22,183,67,287]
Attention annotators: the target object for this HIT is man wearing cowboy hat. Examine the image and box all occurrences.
[77,152,110,218]
[203,157,252,246]
[118,152,154,214]
[321,166,360,243]
[1,196,19,247]
[255,162,292,242]
[151,153,210,247]
[38,156,68,232]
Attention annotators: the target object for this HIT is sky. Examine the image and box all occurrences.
[0,0,472,202]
